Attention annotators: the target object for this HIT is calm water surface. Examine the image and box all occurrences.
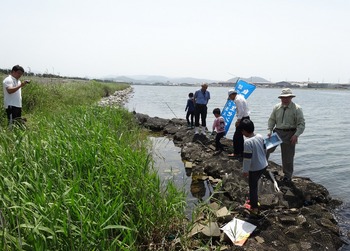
[125,85,350,248]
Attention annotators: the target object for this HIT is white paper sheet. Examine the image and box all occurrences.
[220,218,256,246]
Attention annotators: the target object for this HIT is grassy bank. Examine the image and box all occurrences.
[0,75,129,125]
[0,77,186,250]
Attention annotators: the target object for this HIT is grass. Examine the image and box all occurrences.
[0,74,129,125]
[0,76,187,250]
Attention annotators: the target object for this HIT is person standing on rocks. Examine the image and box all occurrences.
[227,89,250,158]
[185,92,195,128]
[212,108,226,155]
[3,65,30,126]
[267,88,305,182]
[194,83,210,135]
[241,118,268,215]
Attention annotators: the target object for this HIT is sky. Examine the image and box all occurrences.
[1,0,350,83]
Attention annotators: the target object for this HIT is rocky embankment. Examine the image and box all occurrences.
[105,88,346,250]
[98,87,133,107]
[133,113,346,251]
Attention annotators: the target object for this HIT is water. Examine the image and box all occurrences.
[150,137,212,218]
[125,85,350,248]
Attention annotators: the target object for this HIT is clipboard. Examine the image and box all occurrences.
[264,132,282,150]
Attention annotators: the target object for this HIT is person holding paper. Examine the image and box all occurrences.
[3,65,30,125]
[241,119,268,215]
[267,88,305,182]
[227,89,250,158]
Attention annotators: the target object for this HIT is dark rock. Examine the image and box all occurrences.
[135,113,170,131]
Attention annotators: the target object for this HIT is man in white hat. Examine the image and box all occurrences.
[267,88,305,182]
[227,89,250,158]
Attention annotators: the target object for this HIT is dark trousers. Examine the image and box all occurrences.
[266,129,296,179]
[6,106,22,123]
[215,132,225,151]
[194,104,207,127]
[249,167,267,209]
[233,116,250,155]
[186,111,194,126]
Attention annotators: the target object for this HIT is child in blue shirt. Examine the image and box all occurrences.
[185,92,195,128]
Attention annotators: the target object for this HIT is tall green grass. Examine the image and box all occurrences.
[0,78,186,250]
[0,76,129,125]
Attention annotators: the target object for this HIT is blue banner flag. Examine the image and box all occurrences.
[221,80,256,134]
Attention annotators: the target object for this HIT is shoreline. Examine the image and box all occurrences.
[107,87,347,250]
[133,113,346,250]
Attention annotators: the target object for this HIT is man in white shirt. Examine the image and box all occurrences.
[227,89,251,158]
[3,65,30,125]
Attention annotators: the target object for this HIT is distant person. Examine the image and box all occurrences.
[267,88,305,182]
[185,92,195,128]
[241,118,268,215]
[2,65,30,125]
[212,108,226,155]
[194,83,210,135]
[227,89,250,158]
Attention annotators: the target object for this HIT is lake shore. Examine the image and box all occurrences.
[104,86,348,249]
[133,113,346,250]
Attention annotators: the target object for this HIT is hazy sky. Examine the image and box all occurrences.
[1,0,349,83]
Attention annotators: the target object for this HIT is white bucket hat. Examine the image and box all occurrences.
[228,89,237,96]
[278,88,296,98]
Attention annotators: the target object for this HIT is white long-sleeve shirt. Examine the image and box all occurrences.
[234,94,250,119]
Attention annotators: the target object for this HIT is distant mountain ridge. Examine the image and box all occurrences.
[104,75,215,84]
[104,75,270,84]
[227,76,270,83]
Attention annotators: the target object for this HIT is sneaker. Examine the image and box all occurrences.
[243,200,260,210]
[194,127,199,134]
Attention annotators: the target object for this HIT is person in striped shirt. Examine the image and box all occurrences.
[241,118,268,215]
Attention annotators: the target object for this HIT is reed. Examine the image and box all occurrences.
[0,78,186,250]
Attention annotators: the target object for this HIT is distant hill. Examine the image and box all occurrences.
[227,76,270,83]
[103,75,217,85]
[105,75,135,83]
[103,75,270,84]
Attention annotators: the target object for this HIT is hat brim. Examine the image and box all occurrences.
[278,94,296,98]
[228,92,237,96]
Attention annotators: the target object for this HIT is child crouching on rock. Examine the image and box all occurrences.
[212,108,226,156]
[241,118,268,215]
